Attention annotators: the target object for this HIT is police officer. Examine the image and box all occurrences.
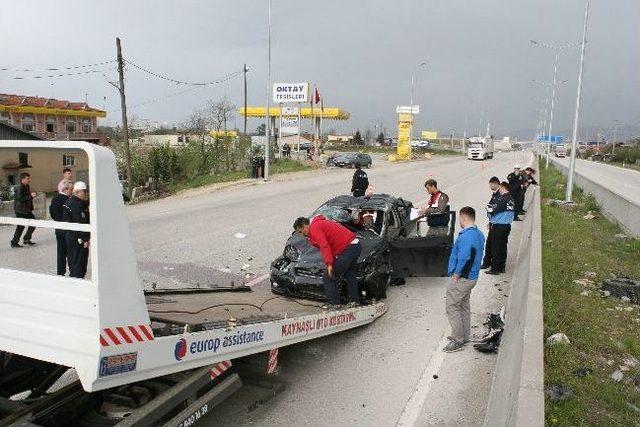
[62,181,90,279]
[507,164,525,220]
[481,176,501,270]
[485,181,515,275]
[519,167,537,214]
[351,164,369,197]
[49,181,73,275]
[418,179,451,227]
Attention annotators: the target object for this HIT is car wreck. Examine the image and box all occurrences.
[270,194,456,302]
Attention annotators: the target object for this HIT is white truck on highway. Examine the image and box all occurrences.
[467,136,495,160]
[0,141,387,426]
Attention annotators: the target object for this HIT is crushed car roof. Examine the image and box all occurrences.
[322,194,402,210]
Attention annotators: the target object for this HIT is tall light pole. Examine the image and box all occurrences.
[612,120,619,156]
[410,61,427,108]
[532,79,568,167]
[264,0,272,181]
[566,0,590,203]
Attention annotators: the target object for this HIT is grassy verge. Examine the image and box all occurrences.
[167,158,314,192]
[541,163,640,425]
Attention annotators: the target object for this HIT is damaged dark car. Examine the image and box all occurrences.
[270,194,456,302]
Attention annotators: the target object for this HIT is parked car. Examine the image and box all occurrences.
[270,194,455,302]
[411,140,430,149]
[330,153,373,168]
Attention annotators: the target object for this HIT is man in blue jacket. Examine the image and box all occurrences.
[481,176,501,270]
[485,182,515,275]
[444,206,485,353]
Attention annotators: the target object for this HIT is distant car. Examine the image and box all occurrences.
[331,153,372,168]
[270,194,455,302]
[411,140,430,149]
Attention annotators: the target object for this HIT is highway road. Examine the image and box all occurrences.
[553,156,640,204]
[0,151,533,425]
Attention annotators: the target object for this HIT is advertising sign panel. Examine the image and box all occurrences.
[273,82,309,103]
[396,105,420,114]
[421,131,438,140]
[281,106,299,116]
[397,113,413,160]
[281,116,300,134]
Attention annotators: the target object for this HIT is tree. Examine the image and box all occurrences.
[353,130,363,146]
[255,123,266,136]
[364,128,373,146]
[182,108,212,175]
[208,97,235,134]
[376,132,385,145]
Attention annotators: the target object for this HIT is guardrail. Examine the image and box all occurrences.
[483,162,544,426]
[550,158,640,237]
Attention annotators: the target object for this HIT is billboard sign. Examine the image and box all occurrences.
[421,130,438,140]
[537,135,565,143]
[281,116,300,134]
[397,113,413,160]
[273,82,309,103]
[396,105,420,115]
[281,106,299,116]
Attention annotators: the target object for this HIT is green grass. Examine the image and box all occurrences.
[168,158,314,192]
[541,163,640,425]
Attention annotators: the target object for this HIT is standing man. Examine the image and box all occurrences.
[10,172,37,248]
[418,179,450,227]
[444,206,485,353]
[49,182,73,275]
[63,182,90,279]
[293,216,361,308]
[351,163,369,197]
[481,176,501,270]
[57,168,73,193]
[519,167,537,214]
[507,164,525,221]
[485,182,515,275]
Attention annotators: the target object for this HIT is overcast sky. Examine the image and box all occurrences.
[1,0,638,139]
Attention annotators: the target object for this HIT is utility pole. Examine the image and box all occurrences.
[612,120,619,156]
[264,0,272,181]
[116,37,133,196]
[566,0,590,203]
[243,64,248,135]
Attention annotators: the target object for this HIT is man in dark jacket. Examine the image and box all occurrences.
[62,181,90,279]
[351,164,369,197]
[481,176,501,270]
[485,182,515,275]
[10,172,37,248]
[294,215,362,307]
[49,182,73,275]
[507,164,525,220]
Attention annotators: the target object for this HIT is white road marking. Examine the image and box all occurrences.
[396,334,450,426]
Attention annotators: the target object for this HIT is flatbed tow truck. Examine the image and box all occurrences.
[0,141,387,426]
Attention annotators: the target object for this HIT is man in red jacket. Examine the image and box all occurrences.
[294,216,362,306]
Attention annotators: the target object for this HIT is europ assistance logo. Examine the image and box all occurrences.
[174,338,187,361]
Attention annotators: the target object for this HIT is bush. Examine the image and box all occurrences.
[0,182,13,201]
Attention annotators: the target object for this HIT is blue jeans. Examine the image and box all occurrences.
[323,242,362,304]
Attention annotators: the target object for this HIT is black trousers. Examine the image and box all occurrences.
[490,224,511,272]
[323,242,361,304]
[11,212,35,244]
[67,237,89,279]
[55,231,68,276]
[515,190,525,214]
[482,225,494,267]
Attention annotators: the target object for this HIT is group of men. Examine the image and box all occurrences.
[293,160,536,354]
[9,168,91,279]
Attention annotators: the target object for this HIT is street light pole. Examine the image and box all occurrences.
[264,0,272,181]
[612,120,619,156]
[566,0,590,203]
[546,51,559,169]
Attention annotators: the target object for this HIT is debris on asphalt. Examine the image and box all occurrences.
[573,366,592,377]
[241,264,251,271]
[546,333,570,346]
[432,374,439,379]
[610,370,624,382]
[234,232,247,239]
[583,211,596,220]
[545,383,574,402]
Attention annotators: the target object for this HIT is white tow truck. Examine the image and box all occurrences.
[0,141,387,426]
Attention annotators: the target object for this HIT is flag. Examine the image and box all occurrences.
[314,87,321,105]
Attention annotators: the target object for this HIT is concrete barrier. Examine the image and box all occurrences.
[483,167,544,426]
[550,158,640,237]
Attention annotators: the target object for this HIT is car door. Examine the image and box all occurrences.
[388,211,456,277]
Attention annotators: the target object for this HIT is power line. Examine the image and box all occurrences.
[0,60,115,73]
[124,59,244,86]
[9,69,107,80]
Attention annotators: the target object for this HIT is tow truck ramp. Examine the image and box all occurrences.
[0,141,386,426]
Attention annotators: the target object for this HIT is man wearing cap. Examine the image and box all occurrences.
[507,164,525,221]
[62,182,90,279]
[49,181,73,275]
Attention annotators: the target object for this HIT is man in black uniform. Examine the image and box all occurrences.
[62,181,90,279]
[485,182,515,275]
[351,164,369,197]
[10,172,37,248]
[519,167,537,214]
[507,164,525,221]
[481,176,501,269]
[49,181,73,275]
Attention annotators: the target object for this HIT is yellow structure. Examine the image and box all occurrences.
[421,130,438,140]
[209,130,238,138]
[397,113,413,160]
[238,107,350,120]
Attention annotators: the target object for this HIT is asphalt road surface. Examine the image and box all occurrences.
[0,150,532,425]
[552,156,640,204]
